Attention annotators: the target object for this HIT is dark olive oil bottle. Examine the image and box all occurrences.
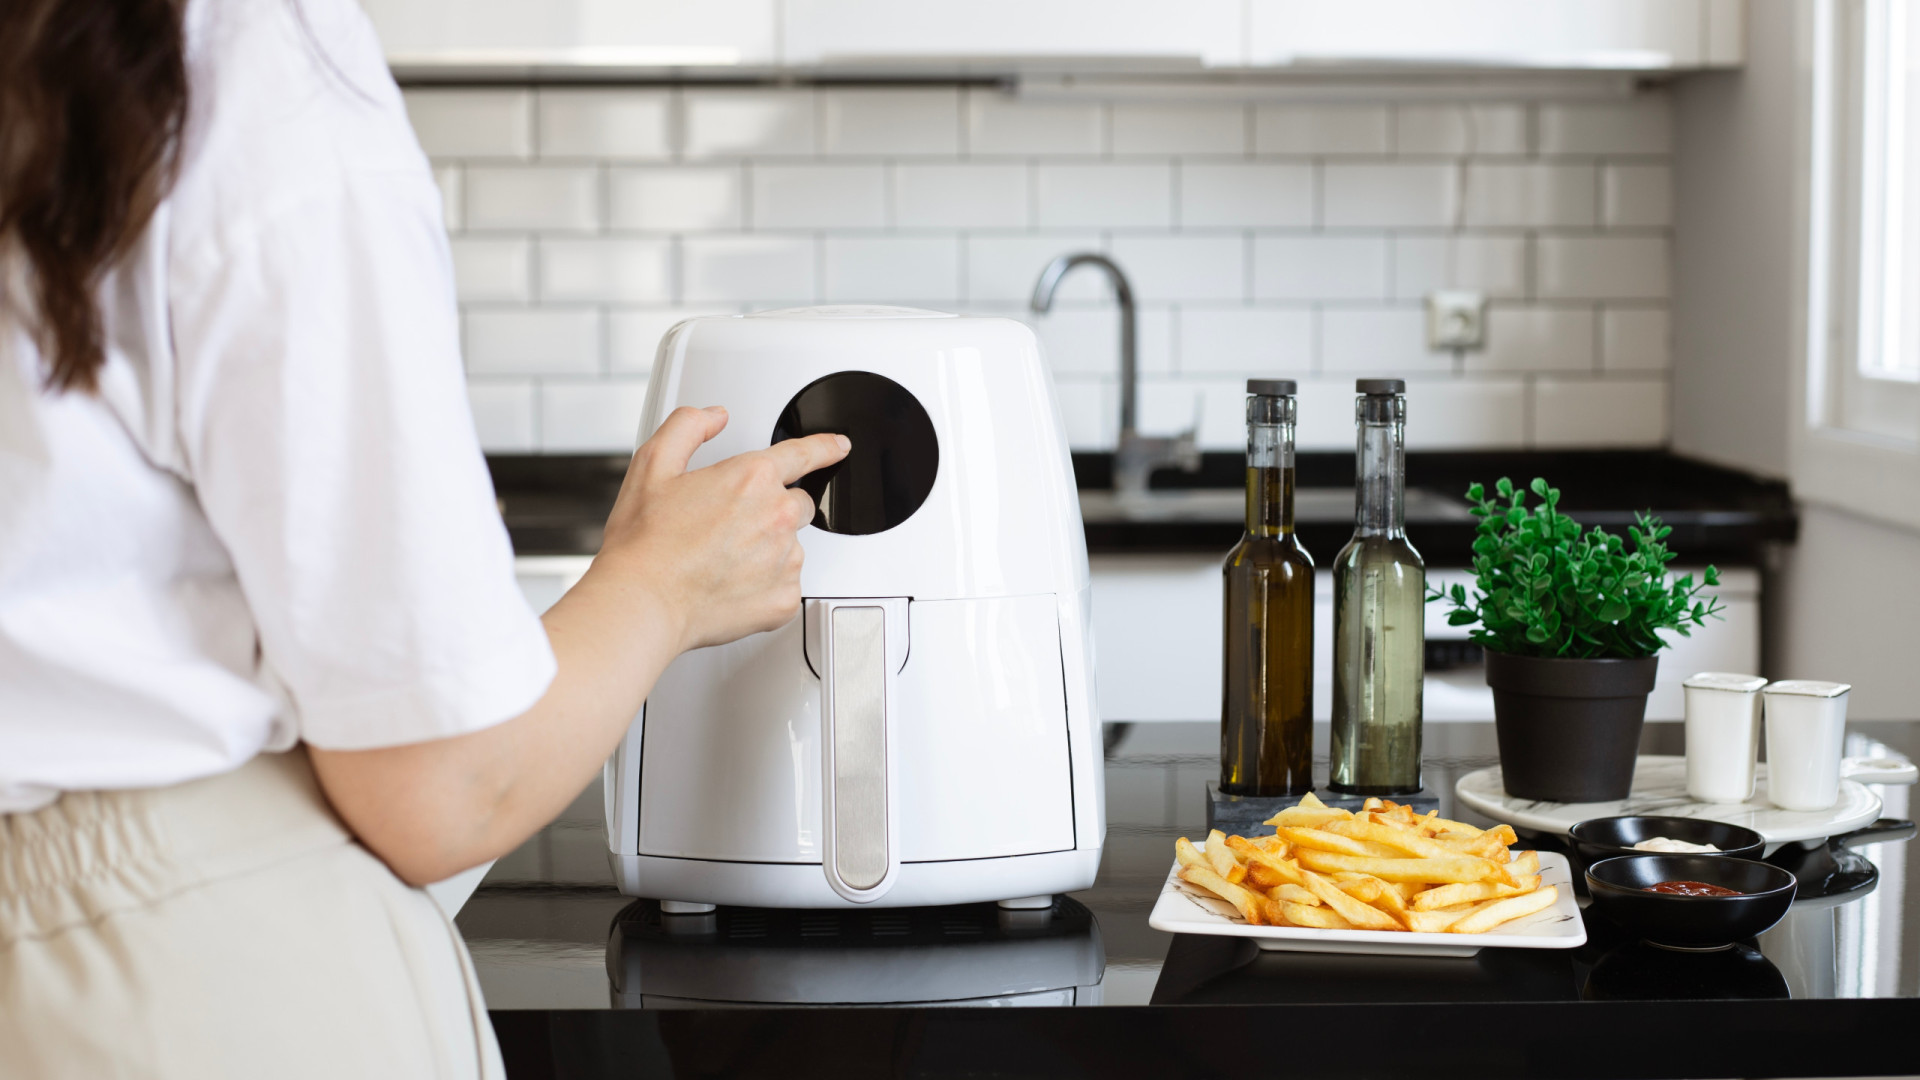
[1220,380,1316,796]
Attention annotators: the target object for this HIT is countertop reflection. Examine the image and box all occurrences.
[456,719,1918,1010]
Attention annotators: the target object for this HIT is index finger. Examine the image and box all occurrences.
[764,432,851,486]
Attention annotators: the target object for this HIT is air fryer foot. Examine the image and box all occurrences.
[660,900,717,914]
[997,894,1054,910]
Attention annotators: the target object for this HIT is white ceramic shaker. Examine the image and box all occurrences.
[1762,680,1853,812]
[1682,672,1768,803]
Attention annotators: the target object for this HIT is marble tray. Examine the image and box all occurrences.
[1454,755,1894,847]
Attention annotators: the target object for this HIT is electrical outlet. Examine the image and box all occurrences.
[1425,291,1487,351]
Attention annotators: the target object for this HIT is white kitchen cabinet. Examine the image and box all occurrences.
[781,0,1244,69]
[359,0,776,69]
[1089,554,1761,724]
[1248,0,1742,69]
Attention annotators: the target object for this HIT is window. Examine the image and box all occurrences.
[1811,0,1920,445]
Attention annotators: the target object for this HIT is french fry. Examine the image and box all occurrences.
[1404,904,1479,934]
[1411,875,1540,911]
[1180,864,1264,925]
[1299,868,1400,931]
[1204,830,1248,884]
[1294,848,1508,885]
[1507,849,1539,876]
[1281,900,1354,930]
[1175,836,1207,871]
[1228,834,1290,863]
[1275,826,1402,859]
[1297,792,1327,809]
[1237,844,1311,889]
[1322,818,1469,861]
[1448,884,1559,935]
[1273,883,1319,906]
[1265,805,1352,829]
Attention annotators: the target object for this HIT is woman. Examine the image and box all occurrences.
[0,0,845,1074]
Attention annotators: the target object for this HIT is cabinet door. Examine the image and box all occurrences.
[1249,0,1711,69]
[359,0,777,66]
[782,0,1243,68]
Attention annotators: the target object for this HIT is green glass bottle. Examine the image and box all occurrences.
[1329,379,1425,795]
[1220,380,1315,797]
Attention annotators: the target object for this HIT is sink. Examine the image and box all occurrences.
[1077,487,1472,525]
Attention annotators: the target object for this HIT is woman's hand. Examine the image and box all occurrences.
[594,405,849,652]
[309,405,848,887]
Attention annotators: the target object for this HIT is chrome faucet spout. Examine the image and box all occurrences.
[1032,252,1198,496]
[1031,253,1138,434]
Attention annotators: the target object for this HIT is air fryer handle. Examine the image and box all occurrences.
[806,597,910,904]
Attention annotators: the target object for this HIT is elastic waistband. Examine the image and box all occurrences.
[0,749,350,944]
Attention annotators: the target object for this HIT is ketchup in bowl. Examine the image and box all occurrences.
[1644,880,1744,897]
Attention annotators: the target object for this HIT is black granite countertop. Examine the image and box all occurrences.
[491,450,1798,568]
[466,719,1920,1079]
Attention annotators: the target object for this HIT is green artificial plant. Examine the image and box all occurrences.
[1430,477,1725,659]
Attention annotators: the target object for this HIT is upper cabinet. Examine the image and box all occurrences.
[1248,0,1743,69]
[360,0,778,72]
[780,0,1243,70]
[361,0,1742,76]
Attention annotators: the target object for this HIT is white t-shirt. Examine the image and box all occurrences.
[0,0,557,812]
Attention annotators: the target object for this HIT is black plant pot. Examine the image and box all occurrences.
[1486,651,1659,803]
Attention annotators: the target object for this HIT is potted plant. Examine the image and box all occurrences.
[1432,478,1724,802]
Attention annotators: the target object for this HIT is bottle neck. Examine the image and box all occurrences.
[1354,394,1406,537]
[1246,395,1295,537]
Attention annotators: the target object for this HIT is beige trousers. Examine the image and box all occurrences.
[0,749,504,1079]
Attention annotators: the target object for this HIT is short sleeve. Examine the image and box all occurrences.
[167,36,555,748]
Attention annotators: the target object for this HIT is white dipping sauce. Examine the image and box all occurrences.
[1631,836,1722,853]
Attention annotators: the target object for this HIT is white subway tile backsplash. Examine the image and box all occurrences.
[537,90,673,159]
[465,308,602,376]
[1179,307,1312,375]
[424,86,1673,455]
[1254,105,1389,155]
[404,90,532,159]
[894,164,1029,228]
[540,379,650,452]
[966,92,1104,156]
[1467,307,1596,373]
[449,238,532,302]
[1320,307,1442,374]
[1392,236,1527,300]
[610,167,744,231]
[464,166,600,231]
[609,309,737,372]
[1036,164,1172,228]
[1533,378,1668,446]
[823,235,961,302]
[1323,164,1457,228]
[1403,378,1528,449]
[1253,236,1387,300]
[1107,234,1245,302]
[966,232,1107,302]
[823,89,960,156]
[1393,105,1529,156]
[1537,236,1669,300]
[540,238,673,303]
[1180,164,1311,228]
[1112,104,1248,155]
[1601,307,1671,371]
[681,235,816,303]
[683,89,815,158]
[1463,164,1596,228]
[467,381,536,452]
[1538,94,1672,156]
[752,164,887,229]
[1603,164,1673,227]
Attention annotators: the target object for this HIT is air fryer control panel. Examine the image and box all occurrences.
[771,371,939,536]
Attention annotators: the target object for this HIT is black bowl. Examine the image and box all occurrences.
[1585,855,1796,949]
[1569,816,1765,876]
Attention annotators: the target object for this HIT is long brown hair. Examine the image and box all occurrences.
[0,0,189,393]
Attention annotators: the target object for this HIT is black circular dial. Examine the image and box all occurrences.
[771,371,938,536]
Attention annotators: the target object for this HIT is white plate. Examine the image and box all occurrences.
[1146,848,1586,958]
[1454,755,1883,847]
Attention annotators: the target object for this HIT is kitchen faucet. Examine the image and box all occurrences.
[1031,253,1200,497]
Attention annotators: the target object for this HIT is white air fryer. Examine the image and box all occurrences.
[605,306,1104,910]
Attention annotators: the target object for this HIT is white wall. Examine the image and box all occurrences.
[1672,1,1920,714]
[404,84,1679,455]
